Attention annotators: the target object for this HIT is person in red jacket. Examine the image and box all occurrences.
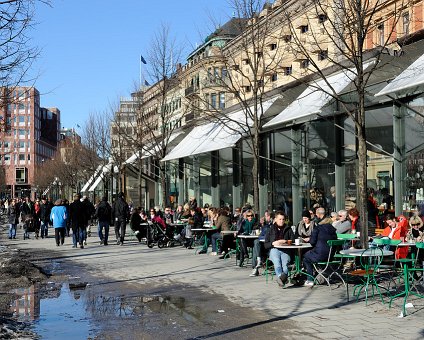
[382,214,408,259]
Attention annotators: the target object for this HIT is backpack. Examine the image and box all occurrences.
[97,203,110,220]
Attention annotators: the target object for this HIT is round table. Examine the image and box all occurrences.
[339,248,393,257]
[274,243,312,278]
[237,234,259,239]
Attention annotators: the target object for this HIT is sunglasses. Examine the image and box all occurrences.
[412,223,421,226]
[246,215,253,217]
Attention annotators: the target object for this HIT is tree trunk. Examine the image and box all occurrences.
[160,164,167,208]
[357,106,369,248]
[251,134,260,212]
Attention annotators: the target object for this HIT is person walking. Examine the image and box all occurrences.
[50,199,68,246]
[39,196,52,239]
[112,192,129,245]
[7,199,19,239]
[81,196,95,244]
[95,196,112,245]
[69,194,85,249]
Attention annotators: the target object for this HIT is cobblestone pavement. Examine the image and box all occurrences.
[3,230,424,339]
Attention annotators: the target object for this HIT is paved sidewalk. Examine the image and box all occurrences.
[3,231,424,339]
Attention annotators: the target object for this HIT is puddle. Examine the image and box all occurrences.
[12,282,99,339]
[10,280,301,339]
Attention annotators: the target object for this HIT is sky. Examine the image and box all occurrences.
[29,0,231,131]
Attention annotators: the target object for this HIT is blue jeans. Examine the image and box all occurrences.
[98,221,109,243]
[269,248,291,277]
[79,226,87,245]
[40,221,49,238]
[211,232,222,252]
[9,224,16,238]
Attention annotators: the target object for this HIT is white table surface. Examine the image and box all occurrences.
[339,248,393,256]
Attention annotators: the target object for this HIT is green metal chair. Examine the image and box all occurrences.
[312,239,346,288]
[350,247,386,305]
[336,233,356,240]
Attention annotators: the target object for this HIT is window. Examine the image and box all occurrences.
[27,154,30,161]
[221,68,227,80]
[211,93,217,109]
[300,59,310,69]
[18,103,25,110]
[284,66,293,75]
[16,168,26,183]
[242,58,250,65]
[19,141,25,148]
[257,79,264,87]
[18,116,25,123]
[377,23,385,46]
[205,94,210,109]
[244,86,251,92]
[402,13,410,35]
[255,51,263,58]
[269,43,277,50]
[219,93,225,109]
[318,50,328,61]
[19,129,25,136]
[271,73,278,82]
[19,154,25,161]
[283,35,292,43]
[4,154,10,161]
[300,25,309,34]
[318,14,327,24]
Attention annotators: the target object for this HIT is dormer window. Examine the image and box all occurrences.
[318,50,328,61]
[269,43,277,50]
[300,59,310,69]
[318,14,327,24]
[283,35,292,43]
[300,25,309,34]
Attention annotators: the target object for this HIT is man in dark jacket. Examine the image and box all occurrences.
[302,217,337,287]
[69,194,86,249]
[112,192,129,245]
[95,196,112,245]
[39,196,53,238]
[81,196,95,244]
[264,211,295,287]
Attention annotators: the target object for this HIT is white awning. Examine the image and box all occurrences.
[88,163,116,192]
[80,165,102,193]
[375,52,424,98]
[161,98,276,162]
[123,131,183,165]
[263,62,374,128]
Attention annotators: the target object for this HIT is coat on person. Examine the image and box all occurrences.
[95,198,112,224]
[304,218,337,262]
[7,204,19,225]
[50,201,68,228]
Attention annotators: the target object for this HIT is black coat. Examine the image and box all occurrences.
[7,205,19,225]
[264,224,295,250]
[112,197,129,221]
[95,200,112,223]
[39,202,53,223]
[305,223,337,262]
[69,199,85,226]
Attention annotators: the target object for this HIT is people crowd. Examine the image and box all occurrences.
[3,192,424,289]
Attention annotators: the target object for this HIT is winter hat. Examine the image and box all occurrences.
[302,210,311,219]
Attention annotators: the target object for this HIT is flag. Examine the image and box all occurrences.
[76,124,81,128]
[140,55,147,64]
[144,80,150,86]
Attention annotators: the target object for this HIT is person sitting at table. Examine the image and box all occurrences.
[192,207,208,253]
[406,215,424,242]
[236,209,258,266]
[333,210,351,234]
[249,210,273,277]
[130,207,146,242]
[302,217,338,287]
[174,205,184,221]
[330,212,338,226]
[380,214,408,259]
[210,207,232,256]
[264,211,295,287]
[348,207,361,233]
[295,210,316,243]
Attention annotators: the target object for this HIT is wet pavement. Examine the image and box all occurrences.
[2,227,424,339]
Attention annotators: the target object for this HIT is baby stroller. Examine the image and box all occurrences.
[23,214,36,240]
[146,221,170,248]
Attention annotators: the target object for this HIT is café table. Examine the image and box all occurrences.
[274,243,312,280]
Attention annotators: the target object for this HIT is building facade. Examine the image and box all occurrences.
[0,87,60,198]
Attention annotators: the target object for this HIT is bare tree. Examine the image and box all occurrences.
[192,0,289,213]
[279,0,417,246]
[133,23,184,208]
